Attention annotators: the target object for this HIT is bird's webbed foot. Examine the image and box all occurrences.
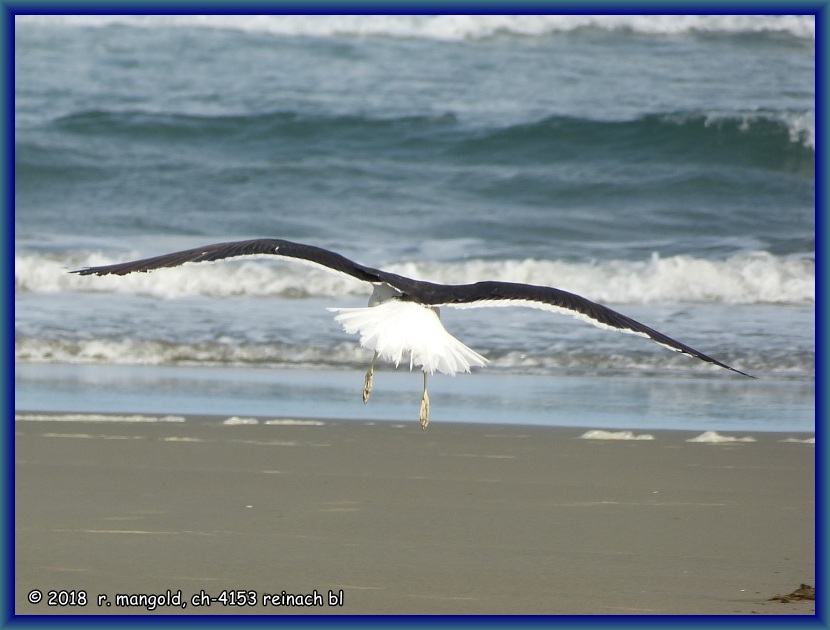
[363,351,378,404]
[419,372,430,431]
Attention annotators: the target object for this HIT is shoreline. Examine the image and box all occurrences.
[15,413,815,615]
[16,363,816,434]
[13,406,817,438]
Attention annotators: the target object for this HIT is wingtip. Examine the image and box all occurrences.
[732,367,756,379]
[71,267,105,276]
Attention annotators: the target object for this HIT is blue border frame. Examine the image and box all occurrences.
[4,3,824,628]
[816,2,827,626]
[1,2,14,627]
[1,1,828,14]
[2,3,11,629]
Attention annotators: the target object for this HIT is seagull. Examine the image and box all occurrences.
[73,238,754,430]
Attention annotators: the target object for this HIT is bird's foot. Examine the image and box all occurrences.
[419,391,430,431]
[363,366,373,404]
[363,352,378,404]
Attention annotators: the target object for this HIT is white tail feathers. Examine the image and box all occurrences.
[329,300,488,376]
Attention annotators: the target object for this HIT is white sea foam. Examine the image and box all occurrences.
[779,110,816,150]
[15,250,815,305]
[14,252,367,299]
[223,416,260,425]
[230,417,327,427]
[264,419,327,426]
[17,15,815,41]
[678,109,816,150]
[579,430,655,440]
[13,336,368,368]
[686,431,756,443]
[15,413,186,423]
[15,333,803,376]
[779,437,815,444]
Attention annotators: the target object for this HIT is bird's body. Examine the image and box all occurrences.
[74,238,753,429]
[331,298,488,375]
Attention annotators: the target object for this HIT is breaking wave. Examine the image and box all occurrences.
[15,250,815,306]
[16,15,815,41]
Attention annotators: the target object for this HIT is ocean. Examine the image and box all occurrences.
[14,15,815,432]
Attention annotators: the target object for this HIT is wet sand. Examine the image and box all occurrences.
[15,415,815,615]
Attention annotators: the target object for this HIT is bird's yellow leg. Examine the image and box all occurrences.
[419,371,430,431]
[363,351,378,404]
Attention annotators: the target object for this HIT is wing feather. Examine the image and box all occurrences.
[72,238,384,284]
[427,281,754,378]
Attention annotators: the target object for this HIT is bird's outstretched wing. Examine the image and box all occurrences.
[407,280,754,378]
[74,238,753,378]
[73,238,385,284]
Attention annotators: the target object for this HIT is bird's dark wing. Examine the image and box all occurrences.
[74,239,752,378]
[72,238,385,284]
[417,280,754,378]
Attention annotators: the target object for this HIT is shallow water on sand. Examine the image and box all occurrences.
[15,364,814,433]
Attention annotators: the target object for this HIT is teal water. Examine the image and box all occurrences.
[14,16,815,431]
[14,364,814,433]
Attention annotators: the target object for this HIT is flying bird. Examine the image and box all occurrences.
[73,238,754,429]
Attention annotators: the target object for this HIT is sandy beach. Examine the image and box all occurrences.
[15,415,815,616]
